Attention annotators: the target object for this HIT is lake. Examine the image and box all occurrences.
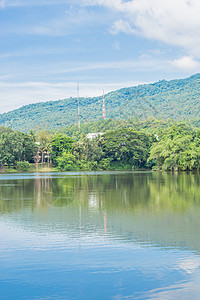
[0,171,200,299]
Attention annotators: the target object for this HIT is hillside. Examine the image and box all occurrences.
[1,73,200,132]
[59,118,184,140]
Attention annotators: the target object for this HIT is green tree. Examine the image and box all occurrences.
[37,130,52,166]
[148,124,200,171]
[57,152,76,171]
[99,128,152,168]
[0,127,37,171]
[51,134,75,165]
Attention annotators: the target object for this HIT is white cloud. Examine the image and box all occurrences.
[82,0,200,57]
[3,0,200,58]
[110,19,136,35]
[171,56,200,70]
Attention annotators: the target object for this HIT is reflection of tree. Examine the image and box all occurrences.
[34,176,51,210]
[49,178,76,207]
[1,173,200,254]
[0,173,200,215]
[147,173,200,212]
[33,176,77,208]
[0,179,35,214]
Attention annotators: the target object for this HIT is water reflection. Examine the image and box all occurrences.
[1,171,200,211]
[0,172,200,250]
[0,172,200,299]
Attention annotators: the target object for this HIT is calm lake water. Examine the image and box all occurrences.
[0,171,200,300]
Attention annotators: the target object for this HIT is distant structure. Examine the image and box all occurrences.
[77,82,80,131]
[87,132,104,140]
[103,90,106,119]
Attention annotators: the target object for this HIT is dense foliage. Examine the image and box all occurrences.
[0,73,199,132]
[100,129,153,169]
[59,117,181,140]
[51,134,75,165]
[0,119,200,172]
[67,128,154,171]
[0,127,37,171]
[148,124,200,171]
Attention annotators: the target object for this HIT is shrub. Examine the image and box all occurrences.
[56,152,76,171]
[16,161,30,171]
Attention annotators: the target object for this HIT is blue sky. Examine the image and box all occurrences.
[0,0,200,112]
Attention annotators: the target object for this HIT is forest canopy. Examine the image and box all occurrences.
[0,119,199,172]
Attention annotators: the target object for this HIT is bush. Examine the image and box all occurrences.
[56,152,76,171]
[98,158,111,170]
[16,161,30,171]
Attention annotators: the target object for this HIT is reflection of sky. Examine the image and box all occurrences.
[1,172,200,299]
[1,218,200,300]
[0,170,136,180]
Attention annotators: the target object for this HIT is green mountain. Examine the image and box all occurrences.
[1,73,200,132]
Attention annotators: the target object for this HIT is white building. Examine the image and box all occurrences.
[86,132,104,140]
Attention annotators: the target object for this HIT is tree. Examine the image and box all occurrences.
[56,152,76,171]
[99,128,152,168]
[37,130,52,166]
[148,124,200,171]
[51,134,75,166]
[0,127,37,171]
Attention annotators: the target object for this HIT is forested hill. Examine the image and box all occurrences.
[1,73,200,132]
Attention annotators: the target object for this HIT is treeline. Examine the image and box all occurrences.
[58,117,182,140]
[0,121,200,172]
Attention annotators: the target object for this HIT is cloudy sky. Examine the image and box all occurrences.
[1,0,200,112]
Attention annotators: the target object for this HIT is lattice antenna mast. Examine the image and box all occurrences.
[77,82,80,131]
[103,89,106,119]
